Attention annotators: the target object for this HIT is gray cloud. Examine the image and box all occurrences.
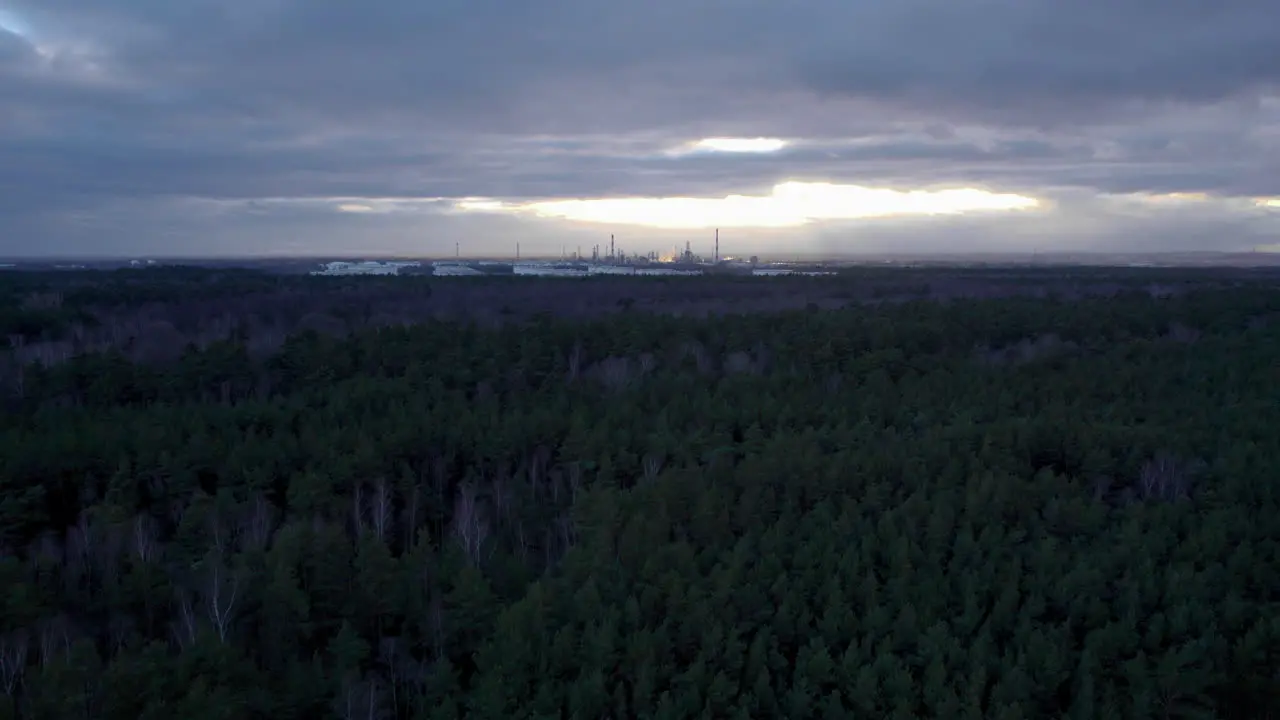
[798,1,1280,121]
[1,0,1279,256]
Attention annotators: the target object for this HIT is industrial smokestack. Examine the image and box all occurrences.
[715,228,719,263]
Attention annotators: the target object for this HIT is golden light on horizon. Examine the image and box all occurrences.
[456,181,1041,229]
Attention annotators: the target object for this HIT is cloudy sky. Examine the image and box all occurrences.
[2,0,1279,259]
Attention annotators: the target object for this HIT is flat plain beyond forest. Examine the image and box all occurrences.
[1,265,1278,719]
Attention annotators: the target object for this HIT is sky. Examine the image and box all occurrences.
[2,0,1279,259]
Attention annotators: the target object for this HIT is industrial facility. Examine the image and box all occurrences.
[310,230,834,277]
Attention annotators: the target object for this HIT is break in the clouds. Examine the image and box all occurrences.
[1,0,1279,258]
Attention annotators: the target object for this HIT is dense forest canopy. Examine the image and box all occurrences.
[1,267,1278,718]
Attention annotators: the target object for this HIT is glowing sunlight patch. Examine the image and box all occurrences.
[667,137,790,156]
[1257,198,1280,208]
[0,10,32,37]
[318,197,448,214]
[455,199,506,212]
[1132,192,1212,204]
[696,137,787,153]
[455,182,1040,229]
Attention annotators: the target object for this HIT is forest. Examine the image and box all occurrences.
[1,266,1279,719]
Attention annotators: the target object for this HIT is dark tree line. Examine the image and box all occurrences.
[1,271,1279,718]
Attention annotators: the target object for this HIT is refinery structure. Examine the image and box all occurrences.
[315,230,833,277]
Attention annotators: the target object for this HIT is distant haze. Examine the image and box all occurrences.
[1,1,1279,257]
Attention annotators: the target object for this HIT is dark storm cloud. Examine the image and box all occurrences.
[1,0,1279,255]
[798,0,1280,123]
[11,0,1279,130]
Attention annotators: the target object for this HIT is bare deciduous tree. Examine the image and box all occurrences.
[526,445,552,498]
[556,513,576,554]
[1091,475,1114,504]
[172,590,199,650]
[369,478,393,544]
[452,483,489,565]
[66,512,96,575]
[566,462,583,503]
[642,453,665,483]
[430,453,450,530]
[208,505,232,557]
[336,672,390,720]
[594,356,634,392]
[1166,322,1201,344]
[723,351,756,375]
[377,637,407,713]
[826,372,846,394]
[204,558,240,644]
[240,493,275,553]
[514,520,530,563]
[108,615,135,657]
[131,514,157,564]
[1138,452,1196,502]
[428,594,445,661]
[37,615,73,668]
[550,470,562,505]
[566,341,584,382]
[543,528,556,568]
[401,484,421,549]
[0,631,29,695]
[164,497,187,533]
[352,483,366,538]
[682,340,714,375]
[28,532,63,572]
[488,474,511,526]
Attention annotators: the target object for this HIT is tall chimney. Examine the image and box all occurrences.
[715,228,719,263]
